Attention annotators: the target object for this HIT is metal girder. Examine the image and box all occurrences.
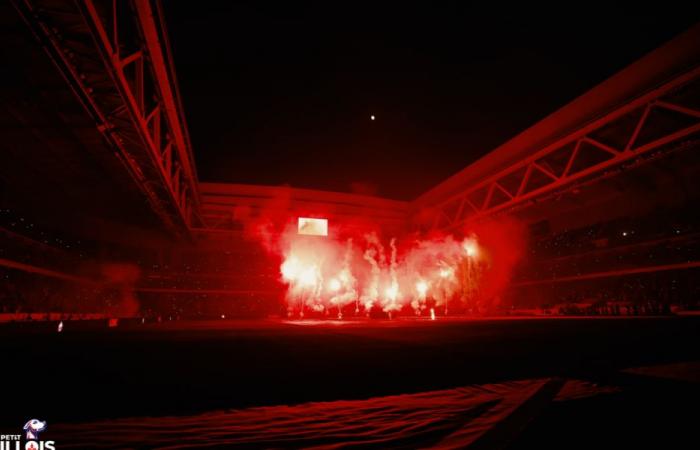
[430,67,700,232]
[11,0,199,236]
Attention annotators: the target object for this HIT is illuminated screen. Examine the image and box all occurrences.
[298,217,328,236]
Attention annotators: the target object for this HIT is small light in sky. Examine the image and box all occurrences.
[370,115,375,121]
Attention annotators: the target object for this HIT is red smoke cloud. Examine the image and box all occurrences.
[237,192,525,318]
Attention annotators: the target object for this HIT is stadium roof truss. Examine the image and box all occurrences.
[429,67,700,232]
[12,0,200,235]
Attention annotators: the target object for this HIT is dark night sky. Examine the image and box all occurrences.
[165,3,699,200]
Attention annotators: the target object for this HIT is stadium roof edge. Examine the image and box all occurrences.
[200,182,410,211]
[412,22,700,209]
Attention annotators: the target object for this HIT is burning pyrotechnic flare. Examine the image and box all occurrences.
[360,238,382,311]
[439,268,453,278]
[328,278,341,292]
[299,266,318,287]
[281,257,302,282]
[382,239,402,313]
[463,237,479,258]
[276,219,514,319]
[416,280,428,298]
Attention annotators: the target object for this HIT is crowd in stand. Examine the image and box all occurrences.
[3,205,700,320]
[508,207,700,315]
[554,300,672,316]
[517,208,700,283]
[528,208,699,260]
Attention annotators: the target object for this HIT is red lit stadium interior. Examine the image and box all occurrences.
[1,2,700,448]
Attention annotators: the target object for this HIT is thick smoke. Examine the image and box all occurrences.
[238,191,525,317]
[100,263,141,317]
